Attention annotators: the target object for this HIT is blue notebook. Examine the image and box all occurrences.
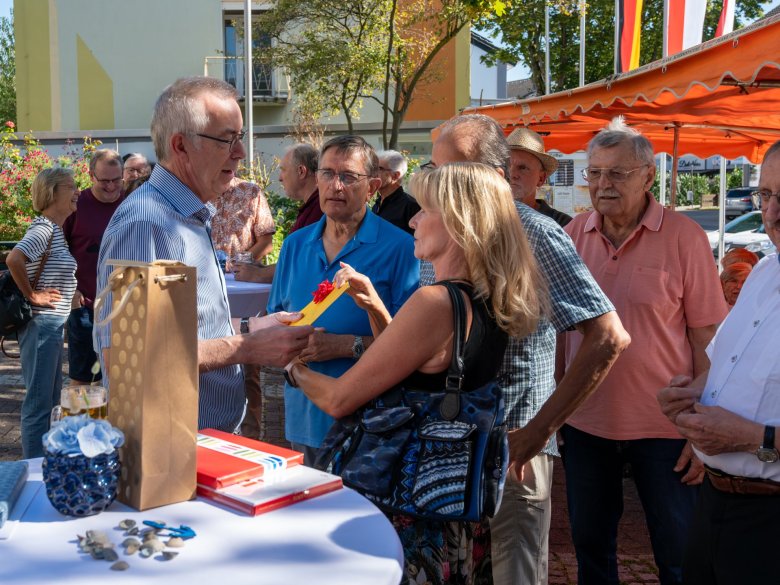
[0,461,28,529]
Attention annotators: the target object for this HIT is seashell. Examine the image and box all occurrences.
[90,546,105,560]
[118,519,136,530]
[103,548,119,562]
[142,532,160,543]
[125,526,139,536]
[122,537,141,548]
[166,537,185,548]
[86,530,111,545]
[139,547,154,559]
[110,561,130,571]
[160,551,178,561]
[125,543,140,555]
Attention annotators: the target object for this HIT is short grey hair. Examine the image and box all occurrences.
[319,135,378,176]
[587,116,655,165]
[89,149,122,174]
[287,143,318,175]
[124,153,150,167]
[151,76,239,162]
[377,150,408,176]
[31,167,74,212]
[437,114,509,175]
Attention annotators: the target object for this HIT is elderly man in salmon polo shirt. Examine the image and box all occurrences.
[558,117,728,585]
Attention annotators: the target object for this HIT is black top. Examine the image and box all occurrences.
[402,281,508,392]
[372,186,421,235]
[535,199,573,227]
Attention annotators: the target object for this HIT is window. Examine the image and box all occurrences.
[550,159,574,187]
[223,13,273,96]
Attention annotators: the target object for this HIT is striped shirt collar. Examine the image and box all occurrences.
[148,164,216,223]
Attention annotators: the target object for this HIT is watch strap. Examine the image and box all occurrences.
[763,425,776,450]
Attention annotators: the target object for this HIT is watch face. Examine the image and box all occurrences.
[757,448,779,463]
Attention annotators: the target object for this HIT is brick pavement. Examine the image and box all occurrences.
[0,343,660,584]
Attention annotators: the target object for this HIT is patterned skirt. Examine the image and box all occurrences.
[390,513,493,585]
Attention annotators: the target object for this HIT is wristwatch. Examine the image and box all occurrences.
[240,317,250,334]
[756,425,779,463]
[351,336,365,360]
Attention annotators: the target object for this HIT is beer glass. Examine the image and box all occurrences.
[51,386,109,423]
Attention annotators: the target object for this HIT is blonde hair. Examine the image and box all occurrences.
[409,162,547,338]
[31,167,75,212]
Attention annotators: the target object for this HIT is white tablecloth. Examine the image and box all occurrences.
[0,459,403,585]
[224,273,272,318]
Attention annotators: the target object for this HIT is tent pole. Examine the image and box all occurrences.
[659,154,667,206]
[669,126,680,210]
[545,1,551,94]
[579,0,586,87]
[244,0,254,177]
[718,157,727,270]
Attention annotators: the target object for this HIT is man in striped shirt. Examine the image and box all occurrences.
[97,77,313,432]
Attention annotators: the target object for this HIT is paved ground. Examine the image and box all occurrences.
[0,342,659,584]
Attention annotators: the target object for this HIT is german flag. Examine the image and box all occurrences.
[617,0,643,73]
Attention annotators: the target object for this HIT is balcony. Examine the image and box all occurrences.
[203,56,290,104]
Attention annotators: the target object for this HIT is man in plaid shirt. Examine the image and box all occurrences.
[423,114,630,585]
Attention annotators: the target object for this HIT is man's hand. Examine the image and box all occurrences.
[242,324,314,367]
[298,329,352,363]
[71,290,84,310]
[507,426,547,477]
[251,311,303,331]
[657,375,701,424]
[233,263,274,283]
[674,441,704,485]
[675,403,763,456]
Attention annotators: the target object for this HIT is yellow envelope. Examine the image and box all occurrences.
[290,282,350,327]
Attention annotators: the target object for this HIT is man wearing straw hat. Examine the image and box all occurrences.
[506,127,572,227]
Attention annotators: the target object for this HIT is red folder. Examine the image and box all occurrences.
[197,465,343,516]
[196,429,303,489]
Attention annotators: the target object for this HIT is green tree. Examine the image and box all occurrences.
[256,0,502,149]
[481,0,770,94]
[0,11,14,125]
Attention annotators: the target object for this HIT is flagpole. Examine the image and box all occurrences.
[614,0,620,74]
[579,0,586,86]
[662,0,669,57]
[545,0,551,94]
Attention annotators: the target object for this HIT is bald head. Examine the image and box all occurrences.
[432,114,509,176]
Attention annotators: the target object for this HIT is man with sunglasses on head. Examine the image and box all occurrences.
[559,117,728,585]
[97,77,314,434]
[63,149,126,386]
[267,135,419,464]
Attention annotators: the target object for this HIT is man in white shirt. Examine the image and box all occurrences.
[657,139,780,585]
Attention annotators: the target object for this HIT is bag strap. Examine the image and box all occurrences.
[1,333,20,359]
[439,280,470,420]
[30,231,54,290]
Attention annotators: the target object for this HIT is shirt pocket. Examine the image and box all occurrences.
[627,266,673,310]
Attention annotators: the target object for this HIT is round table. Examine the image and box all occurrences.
[0,459,403,585]
[224,273,272,317]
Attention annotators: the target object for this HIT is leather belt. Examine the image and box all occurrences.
[705,465,780,496]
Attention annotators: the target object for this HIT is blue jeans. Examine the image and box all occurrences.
[560,424,698,585]
[19,312,67,458]
[67,306,101,382]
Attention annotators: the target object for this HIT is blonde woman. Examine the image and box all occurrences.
[6,168,79,457]
[285,162,547,584]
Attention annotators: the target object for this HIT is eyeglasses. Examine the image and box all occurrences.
[94,176,123,187]
[757,189,780,206]
[419,161,435,170]
[195,130,246,151]
[582,166,648,183]
[316,169,370,186]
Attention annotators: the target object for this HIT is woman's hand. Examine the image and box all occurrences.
[28,288,61,309]
[334,262,383,313]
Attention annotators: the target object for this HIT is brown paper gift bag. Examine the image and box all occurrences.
[95,260,198,510]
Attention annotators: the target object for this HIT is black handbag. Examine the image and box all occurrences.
[315,281,509,522]
[0,234,53,357]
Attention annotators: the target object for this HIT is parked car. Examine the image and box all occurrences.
[725,187,758,219]
[711,222,776,260]
[706,211,764,248]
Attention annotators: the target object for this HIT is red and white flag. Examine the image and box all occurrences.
[664,0,708,57]
[715,0,736,37]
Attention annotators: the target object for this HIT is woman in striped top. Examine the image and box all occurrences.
[6,167,79,457]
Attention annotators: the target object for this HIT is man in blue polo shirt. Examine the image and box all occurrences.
[268,135,420,463]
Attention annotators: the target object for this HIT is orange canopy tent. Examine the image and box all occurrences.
[460,14,780,164]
